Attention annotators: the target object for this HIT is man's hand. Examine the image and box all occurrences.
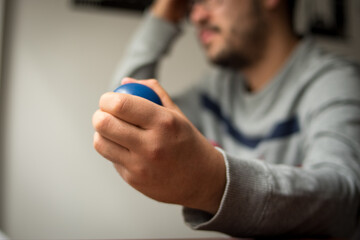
[92,79,226,214]
[151,0,190,23]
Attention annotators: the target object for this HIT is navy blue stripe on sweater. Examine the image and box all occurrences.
[201,94,300,148]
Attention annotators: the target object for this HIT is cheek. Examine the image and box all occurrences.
[220,22,240,47]
[227,14,260,43]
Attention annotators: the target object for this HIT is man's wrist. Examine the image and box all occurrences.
[189,146,227,215]
[204,148,227,214]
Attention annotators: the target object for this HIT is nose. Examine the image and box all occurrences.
[189,4,211,26]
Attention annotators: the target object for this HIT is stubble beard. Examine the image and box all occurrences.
[209,6,268,70]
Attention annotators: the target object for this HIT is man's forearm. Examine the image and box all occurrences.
[185,153,359,238]
[111,10,181,89]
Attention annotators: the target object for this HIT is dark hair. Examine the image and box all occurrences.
[286,0,297,32]
[288,0,296,14]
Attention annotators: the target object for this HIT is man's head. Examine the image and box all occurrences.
[189,0,296,69]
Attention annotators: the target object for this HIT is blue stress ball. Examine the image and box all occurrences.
[114,83,163,106]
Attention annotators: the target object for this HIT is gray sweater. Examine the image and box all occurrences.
[112,13,360,238]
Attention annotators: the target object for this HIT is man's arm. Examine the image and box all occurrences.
[93,79,227,215]
[110,0,188,89]
[183,65,360,238]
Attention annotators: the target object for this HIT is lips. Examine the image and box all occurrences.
[198,26,220,46]
[199,29,215,45]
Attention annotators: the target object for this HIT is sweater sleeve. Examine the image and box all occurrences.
[110,12,182,90]
[183,63,360,238]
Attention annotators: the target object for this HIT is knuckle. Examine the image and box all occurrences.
[159,112,178,130]
[121,170,132,184]
[147,79,159,85]
[99,93,108,106]
[125,165,147,186]
[145,79,159,89]
[133,164,148,178]
[93,111,112,133]
[121,170,138,187]
[113,94,130,114]
[93,133,104,153]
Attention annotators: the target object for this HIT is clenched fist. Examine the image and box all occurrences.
[92,78,226,214]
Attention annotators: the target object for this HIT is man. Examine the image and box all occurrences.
[92,0,360,238]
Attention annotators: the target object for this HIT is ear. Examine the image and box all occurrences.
[262,0,281,10]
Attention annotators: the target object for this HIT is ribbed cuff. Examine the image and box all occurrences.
[183,148,272,237]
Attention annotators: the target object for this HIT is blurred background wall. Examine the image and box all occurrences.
[0,0,359,239]
[0,0,8,235]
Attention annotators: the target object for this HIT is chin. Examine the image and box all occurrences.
[206,49,220,63]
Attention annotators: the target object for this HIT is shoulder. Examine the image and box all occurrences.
[296,40,360,118]
[293,38,358,83]
[302,48,359,101]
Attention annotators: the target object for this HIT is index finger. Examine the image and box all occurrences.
[99,92,164,129]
